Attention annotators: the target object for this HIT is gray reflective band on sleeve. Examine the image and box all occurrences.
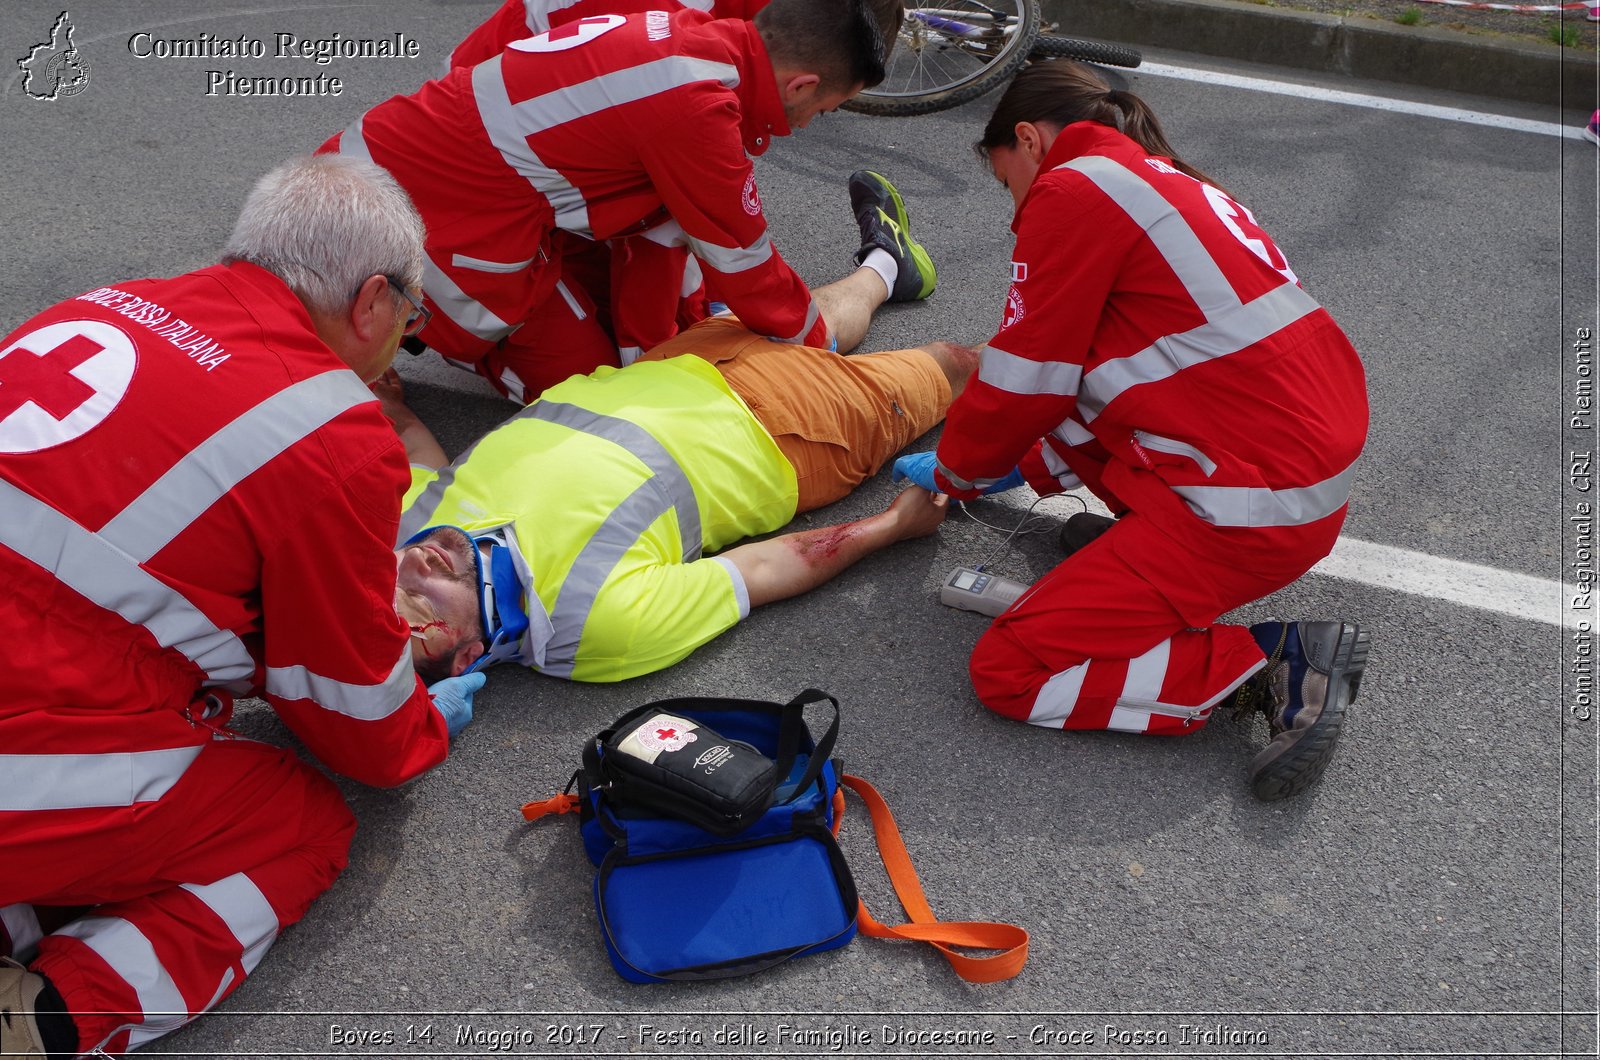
[773,299,822,345]
[1172,462,1357,527]
[0,479,255,690]
[710,555,750,620]
[538,478,672,678]
[1133,430,1218,477]
[529,401,701,560]
[1078,282,1319,421]
[264,641,418,721]
[0,746,204,810]
[935,460,976,492]
[1057,156,1240,314]
[978,344,1083,397]
[686,231,775,276]
[100,372,375,563]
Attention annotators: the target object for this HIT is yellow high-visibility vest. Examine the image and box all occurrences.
[400,356,797,681]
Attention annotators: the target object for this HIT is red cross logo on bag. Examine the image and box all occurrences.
[0,320,136,454]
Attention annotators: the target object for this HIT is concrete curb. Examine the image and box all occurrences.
[1043,0,1598,109]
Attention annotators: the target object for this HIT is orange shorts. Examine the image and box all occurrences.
[638,317,951,512]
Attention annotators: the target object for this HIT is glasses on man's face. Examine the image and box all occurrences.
[386,276,432,338]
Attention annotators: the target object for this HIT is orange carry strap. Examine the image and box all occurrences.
[522,793,581,820]
[837,774,1029,983]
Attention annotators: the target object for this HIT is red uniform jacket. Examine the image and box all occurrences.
[338,9,824,359]
[0,263,447,802]
[936,122,1368,585]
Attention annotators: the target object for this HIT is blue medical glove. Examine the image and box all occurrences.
[429,672,486,737]
[891,452,940,491]
[983,466,1027,495]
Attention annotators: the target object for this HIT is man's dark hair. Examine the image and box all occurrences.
[756,0,904,92]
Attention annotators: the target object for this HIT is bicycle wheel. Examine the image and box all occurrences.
[841,0,1041,118]
[1029,34,1143,68]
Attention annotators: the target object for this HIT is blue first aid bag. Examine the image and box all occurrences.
[570,689,856,983]
[523,689,1030,985]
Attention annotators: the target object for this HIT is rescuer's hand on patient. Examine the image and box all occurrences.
[429,672,486,737]
[891,451,939,491]
[884,486,950,540]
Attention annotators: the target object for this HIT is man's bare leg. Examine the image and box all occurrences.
[812,267,889,354]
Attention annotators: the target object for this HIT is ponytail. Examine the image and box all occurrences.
[976,61,1222,190]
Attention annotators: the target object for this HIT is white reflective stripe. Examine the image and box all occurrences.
[1133,430,1218,477]
[554,279,586,320]
[500,365,528,404]
[1078,282,1320,421]
[522,0,585,33]
[686,230,775,276]
[181,874,279,976]
[1120,639,1170,702]
[1173,461,1357,528]
[618,345,644,366]
[935,459,975,491]
[264,641,417,721]
[979,344,1082,397]
[424,250,521,342]
[641,218,688,248]
[1057,156,1239,314]
[0,479,255,690]
[341,113,521,342]
[1052,419,1095,446]
[680,255,703,297]
[0,747,204,811]
[712,555,750,620]
[934,459,1014,492]
[451,253,537,274]
[58,916,193,1048]
[510,56,739,133]
[1028,661,1089,728]
[100,372,374,563]
[1038,441,1084,491]
[472,56,593,237]
[1,904,44,960]
[1054,155,1323,423]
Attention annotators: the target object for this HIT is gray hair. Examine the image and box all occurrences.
[222,154,425,316]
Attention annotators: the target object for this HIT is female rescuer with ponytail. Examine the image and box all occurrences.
[894,61,1371,800]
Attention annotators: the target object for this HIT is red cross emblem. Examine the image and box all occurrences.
[512,13,625,52]
[656,728,677,740]
[0,333,103,422]
[0,320,136,454]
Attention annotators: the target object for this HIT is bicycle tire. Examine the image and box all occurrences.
[842,0,1041,117]
[1029,34,1143,68]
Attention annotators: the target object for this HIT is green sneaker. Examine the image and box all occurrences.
[848,170,936,302]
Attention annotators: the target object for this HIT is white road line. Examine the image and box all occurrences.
[1139,61,1585,139]
[1310,535,1568,627]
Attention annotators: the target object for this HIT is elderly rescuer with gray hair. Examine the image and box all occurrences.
[0,155,487,1058]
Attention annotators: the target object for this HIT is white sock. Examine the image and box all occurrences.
[858,247,898,298]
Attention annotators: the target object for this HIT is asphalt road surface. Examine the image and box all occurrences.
[1,3,1595,1057]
